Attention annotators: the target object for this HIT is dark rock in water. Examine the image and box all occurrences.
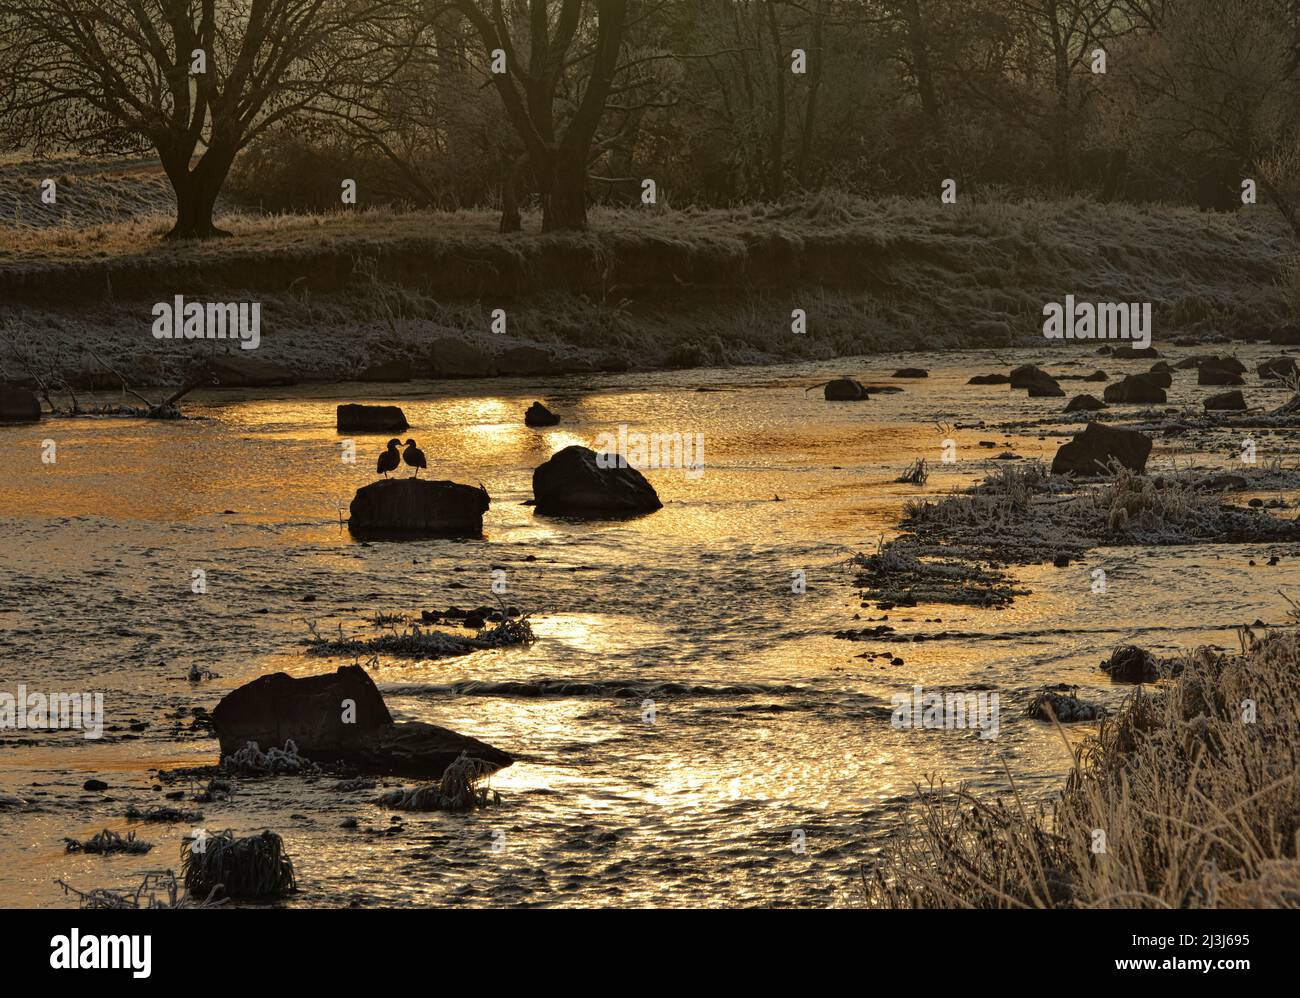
[1266,324,1300,345]
[336,404,409,433]
[1010,365,1064,396]
[533,445,662,517]
[1144,369,1172,388]
[1198,357,1246,385]
[1065,393,1107,412]
[427,337,497,378]
[824,378,868,400]
[1149,361,1171,374]
[1100,645,1158,683]
[893,368,928,378]
[212,666,512,778]
[1083,370,1108,382]
[498,344,555,376]
[1103,374,1166,404]
[1051,422,1151,475]
[968,373,1011,385]
[349,478,489,537]
[1025,688,1106,722]
[358,359,413,383]
[83,779,109,792]
[1097,345,1113,355]
[197,355,297,387]
[1112,345,1160,358]
[1052,553,1071,567]
[1259,357,1298,380]
[524,401,560,427]
[1204,390,1247,411]
[1198,473,1248,491]
[0,385,40,422]
[1173,356,1205,369]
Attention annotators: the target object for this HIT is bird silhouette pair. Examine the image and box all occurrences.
[378,438,426,478]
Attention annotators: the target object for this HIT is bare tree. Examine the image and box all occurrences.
[0,0,396,238]
[447,0,629,231]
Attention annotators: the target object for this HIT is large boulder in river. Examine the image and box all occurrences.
[336,403,408,433]
[824,377,868,400]
[212,665,512,778]
[0,385,40,422]
[1103,374,1166,404]
[1051,422,1152,476]
[524,401,561,427]
[349,478,489,537]
[533,444,662,517]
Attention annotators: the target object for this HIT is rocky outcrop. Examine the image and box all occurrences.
[336,404,409,433]
[0,385,40,422]
[824,377,868,400]
[349,478,489,537]
[1103,374,1166,404]
[212,666,512,778]
[533,445,662,517]
[1051,422,1151,475]
[524,401,561,427]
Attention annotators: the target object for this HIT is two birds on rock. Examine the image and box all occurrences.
[377,438,426,478]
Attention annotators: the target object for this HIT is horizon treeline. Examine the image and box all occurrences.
[3,1,1300,237]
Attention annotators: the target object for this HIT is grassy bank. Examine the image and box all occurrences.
[864,625,1300,908]
[1,174,1297,386]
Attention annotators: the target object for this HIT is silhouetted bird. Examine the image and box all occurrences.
[377,438,401,478]
[403,438,427,477]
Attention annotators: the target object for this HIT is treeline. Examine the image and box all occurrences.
[3,1,1300,239]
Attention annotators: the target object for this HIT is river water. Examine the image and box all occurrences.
[0,346,1296,907]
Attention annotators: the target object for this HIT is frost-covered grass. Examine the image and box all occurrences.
[864,629,1300,908]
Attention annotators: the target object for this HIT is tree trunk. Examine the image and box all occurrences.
[499,154,531,233]
[541,146,588,231]
[163,149,235,240]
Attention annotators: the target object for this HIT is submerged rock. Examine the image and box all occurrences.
[1204,390,1247,411]
[1103,373,1166,404]
[1198,358,1246,385]
[524,401,561,427]
[893,368,928,378]
[1051,422,1152,475]
[1143,369,1173,388]
[1100,645,1158,683]
[1010,364,1060,394]
[824,377,868,400]
[336,403,409,433]
[212,665,512,778]
[0,385,40,422]
[349,478,489,537]
[1112,345,1160,358]
[968,373,1011,385]
[1083,370,1109,382]
[533,444,662,517]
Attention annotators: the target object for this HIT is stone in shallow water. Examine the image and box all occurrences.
[823,377,868,400]
[524,401,561,426]
[349,478,489,537]
[533,444,662,517]
[1204,390,1247,411]
[1103,373,1166,404]
[212,666,512,778]
[336,403,409,433]
[1051,422,1151,475]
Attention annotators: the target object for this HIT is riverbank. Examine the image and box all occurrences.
[2,172,1297,388]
